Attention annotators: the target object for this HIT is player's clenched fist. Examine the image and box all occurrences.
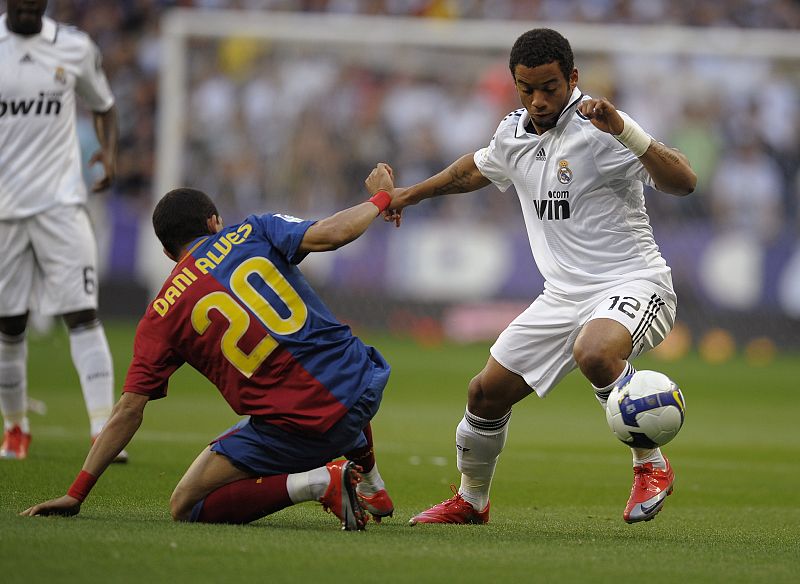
[365,163,394,195]
[577,98,625,135]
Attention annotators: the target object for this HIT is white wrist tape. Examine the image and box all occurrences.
[615,118,652,157]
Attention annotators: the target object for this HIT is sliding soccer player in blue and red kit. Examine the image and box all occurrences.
[21,165,398,531]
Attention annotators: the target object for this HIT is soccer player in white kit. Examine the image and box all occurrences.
[0,0,124,461]
[388,29,697,524]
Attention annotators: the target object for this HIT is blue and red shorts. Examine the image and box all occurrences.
[209,363,389,476]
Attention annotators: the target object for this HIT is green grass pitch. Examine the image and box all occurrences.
[1,322,798,583]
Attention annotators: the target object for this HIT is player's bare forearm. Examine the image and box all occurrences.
[93,105,118,154]
[20,392,147,518]
[90,105,118,191]
[300,163,394,252]
[82,392,146,477]
[426,154,490,198]
[395,154,490,208]
[300,203,386,252]
[639,141,697,196]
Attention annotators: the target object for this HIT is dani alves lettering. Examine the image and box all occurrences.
[152,222,254,317]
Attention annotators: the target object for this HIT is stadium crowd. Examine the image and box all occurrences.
[41,0,800,288]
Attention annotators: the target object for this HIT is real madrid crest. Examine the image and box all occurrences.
[54,66,67,85]
[557,159,573,185]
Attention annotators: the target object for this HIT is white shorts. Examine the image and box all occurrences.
[490,280,676,397]
[0,205,99,317]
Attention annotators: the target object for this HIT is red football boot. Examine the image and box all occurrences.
[320,460,367,531]
[0,426,31,460]
[624,458,675,523]
[408,485,489,526]
[357,488,394,523]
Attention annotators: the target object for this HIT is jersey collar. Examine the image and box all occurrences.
[556,87,585,127]
[178,237,209,263]
[40,16,57,42]
[516,87,584,138]
[0,15,57,42]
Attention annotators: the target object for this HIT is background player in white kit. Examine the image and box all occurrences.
[0,0,123,461]
[387,28,697,524]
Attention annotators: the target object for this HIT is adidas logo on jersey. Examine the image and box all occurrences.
[535,147,547,161]
[20,53,34,64]
[0,93,63,118]
[533,190,571,221]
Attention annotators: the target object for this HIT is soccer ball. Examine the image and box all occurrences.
[605,370,686,448]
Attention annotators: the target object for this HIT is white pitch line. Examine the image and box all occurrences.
[31,425,218,444]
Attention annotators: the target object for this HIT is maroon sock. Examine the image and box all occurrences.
[345,423,375,473]
[192,475,292,524]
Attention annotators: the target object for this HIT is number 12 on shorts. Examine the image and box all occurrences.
[608,295,641,319]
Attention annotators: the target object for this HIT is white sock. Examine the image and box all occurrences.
[357,463,385,496]
[0,332,29,433]
[286,466,330,503]
[456,408,511,511]
[69,322,114,436]
[632,447,666,469]
[592,362,636,408]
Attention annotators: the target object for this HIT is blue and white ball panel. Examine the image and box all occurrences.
[606,370,686,448]
[618,387,686,427]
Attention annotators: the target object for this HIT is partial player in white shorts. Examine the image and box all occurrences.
[490,280,677,397]
[0,203,121,460]
[0,204,99,317]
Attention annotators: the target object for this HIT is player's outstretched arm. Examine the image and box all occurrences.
[381,154,491,226]
[20,392,148,517]
[577,98,696,196]
[299,163,395,253]
[392,153,491,210]
[89,104,119,192]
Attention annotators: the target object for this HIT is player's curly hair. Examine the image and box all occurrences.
[153,187,219,258]
[509,28,574,82]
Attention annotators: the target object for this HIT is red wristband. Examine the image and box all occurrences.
[67,470,97,502]
[368,191,391,214]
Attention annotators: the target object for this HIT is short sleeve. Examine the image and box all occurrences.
[474,135,513,192]
[122,316,184,400]
[590,112,655,187]
[75,40,115,112]
[252,213,316,265]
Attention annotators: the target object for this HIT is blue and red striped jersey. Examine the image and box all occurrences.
[123,213,389,435]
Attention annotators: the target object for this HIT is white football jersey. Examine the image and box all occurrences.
[0,15,114,219]
[475,87,673,298]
